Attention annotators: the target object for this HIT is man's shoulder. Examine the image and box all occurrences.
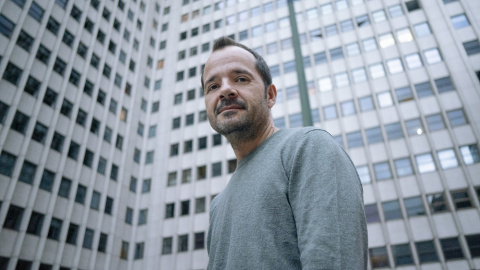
[280,127,335,144]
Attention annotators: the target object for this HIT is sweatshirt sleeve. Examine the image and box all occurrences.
[286,129,367,270]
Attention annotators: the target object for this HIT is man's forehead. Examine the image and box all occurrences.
[206,46,256,67]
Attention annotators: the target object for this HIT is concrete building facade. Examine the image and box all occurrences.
[0,0,479,269]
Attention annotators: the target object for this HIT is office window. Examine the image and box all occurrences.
[404,196,425,216]
[165,203,175,219]
[414,22,431,37]
[98,233,108,252]
[325,24,338,36]
[369,247,390,268]
[372,9,387,23]
[32,122,48,144]
[387,58,403,74]
[340,19,354,32]
[83,149,94,168]
[46,16,60,35]
[125,207,133,224]
[138,209,148,225]
[394,158,414,177]
[39,169,55,192]
[195,197,206,213]
[174,93,183,104]
[359,96,374,112]
[437,149,458,169]
[182,168,192,184]
[424,48,442,65]
[385,122,404,140]
[35,45,50,66]
[318,77,332,92]
[451,14,470,29]
[379,33,395,48]
[395,86,413,103]
[320,3,333,14]
[374,162,392,180]
[466,234,480,257]
[11,111,30,134]
[16,30,34,52]
[451,189,472,209]
[73,184,87,205]
[383,200,402,220]
[340,100,356,116]
[213,134,222,146]
[463,40,480,55]
[47,217,62,240]
[212,162,222,177]
[323,105,337,120]
[110,164,118,181]
[392,244,413,266]
[184,140,193,154]
[82,228,94,249]
[416,240,439,263]
[377,92,393,107]
[0,14,15,38]
[345,42,360,57]
[118,241,129,259]
[356,14,370,27]
[66,223,79,245]
[460,144,480,165]
[162,237,173,254]
[416,153,436,173]
[365,127,383,144]
[405,53,422,69]
[405,0,421,12]
[18,160,37,184]
[440,238,464,260]
[58,177,72,198]
[346,131,363,148]
[185,114,194,126]
[62,30,75,47]
[415,81,433,98]
[426,114,445,131]
[435,76,455,93]
[28,1,45,22]
[357,166,371,184]
[83,18,94,33]
[178,235,189,252]
[3,204,24,230]
[43,88,58,108]
[251,25,262,37]
[428,193,448,213]
[23,76,41,97]
[3,62,24,85]
[90,191,100,210]
[447,109,467,127]
[194,232,205,250]
[181,200,190,216]
[369,63,385,79]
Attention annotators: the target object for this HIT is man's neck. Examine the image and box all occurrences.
[228,124,279,161]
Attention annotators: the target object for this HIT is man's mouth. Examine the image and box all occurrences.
[215,101,247,115]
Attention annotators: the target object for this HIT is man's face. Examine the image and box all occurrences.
[202,46,275,139]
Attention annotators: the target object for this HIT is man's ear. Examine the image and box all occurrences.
[266,84,277,109]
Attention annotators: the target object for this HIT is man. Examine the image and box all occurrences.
[202,36,367,269]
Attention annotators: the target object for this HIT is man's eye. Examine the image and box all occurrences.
[209,84,218,91]
[237,77,247,82]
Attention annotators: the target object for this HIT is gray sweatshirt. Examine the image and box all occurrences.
[207,127,367,270]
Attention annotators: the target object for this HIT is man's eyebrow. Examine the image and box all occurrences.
[232,69,253,77]
[205,68,253,86]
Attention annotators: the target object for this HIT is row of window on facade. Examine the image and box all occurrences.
[365,186,480,224]
[174,9,478,79]
[166,158,237,187]
[357,144,479,183]
[169,134,225,157]
[368,234,479,268]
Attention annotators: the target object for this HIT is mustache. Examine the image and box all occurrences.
[215,100,247,115]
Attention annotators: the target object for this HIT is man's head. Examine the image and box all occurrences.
[201,37,277,142]
[201,37,272,95]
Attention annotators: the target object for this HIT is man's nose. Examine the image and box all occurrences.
[219,81,238,100]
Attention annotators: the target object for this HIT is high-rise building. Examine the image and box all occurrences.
[1,0,479,269]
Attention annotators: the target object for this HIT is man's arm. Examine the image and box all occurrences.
[286,129,367,269]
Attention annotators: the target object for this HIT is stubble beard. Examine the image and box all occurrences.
[210,99,269,144]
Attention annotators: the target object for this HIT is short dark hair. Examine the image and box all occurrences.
[201,36,272,93]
